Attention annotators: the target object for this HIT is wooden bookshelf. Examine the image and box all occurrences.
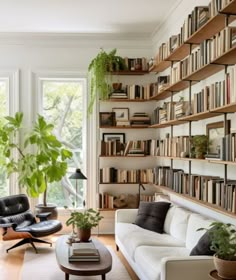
[110,70,149,75]
[100,125,151,129]
[156,185,236,218]
[103,99,151,102]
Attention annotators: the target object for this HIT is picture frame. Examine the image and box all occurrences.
[112,107,129,121]
[206,120,230,155]
[99,112,115,127]
[102,133,126,143]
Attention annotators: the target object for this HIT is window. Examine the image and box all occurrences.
[39,78,87,208]
[0,78,9,197]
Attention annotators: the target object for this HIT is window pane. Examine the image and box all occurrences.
[0,79,9,197]
[42,80,86,208]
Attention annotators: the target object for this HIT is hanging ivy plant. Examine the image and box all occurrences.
[88,48,126,114]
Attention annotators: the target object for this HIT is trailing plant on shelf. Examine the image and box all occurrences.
[198,222,236,279]
[88,48,127,114]
[0,112,73,207]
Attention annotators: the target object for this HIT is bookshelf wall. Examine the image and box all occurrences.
[149,0,236,218]
[98,69,157,211]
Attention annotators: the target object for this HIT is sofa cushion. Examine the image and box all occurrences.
[134,245,190,280]
[186,214,215,250]
[190,231,215,256]
[116,222,185,259]
[163,204,178,234]
[169,207,192,242]
[134,201,171,233]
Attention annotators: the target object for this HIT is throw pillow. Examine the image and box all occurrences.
[190,231,215,256]
[134,201,171,233]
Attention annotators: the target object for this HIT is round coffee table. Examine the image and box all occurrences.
[55,235,112,280]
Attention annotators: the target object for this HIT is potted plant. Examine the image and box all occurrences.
[191,134,210,159]
[0,112,73,218]
[198,222,236,279]
[88,48,126,114]
[65,208,103,242]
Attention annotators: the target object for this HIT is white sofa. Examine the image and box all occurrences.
[115,202,215,280]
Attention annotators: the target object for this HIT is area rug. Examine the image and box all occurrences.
[21,245,131,280]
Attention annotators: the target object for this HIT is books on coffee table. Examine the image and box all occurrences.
[68,241,100,262]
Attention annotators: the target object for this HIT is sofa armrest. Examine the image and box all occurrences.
[115,209,138,224]
[161,256,214,280]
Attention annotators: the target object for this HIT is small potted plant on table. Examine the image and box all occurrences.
[66,208,103,242]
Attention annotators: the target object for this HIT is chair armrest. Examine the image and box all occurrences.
[115,209,138,224]
[36,212,51,221]
[161,256,214,280]
[0,223,15,228]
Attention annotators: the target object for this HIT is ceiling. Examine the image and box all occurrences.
[0,0,181,37]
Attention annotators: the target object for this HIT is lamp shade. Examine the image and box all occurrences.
[69,168,87,180]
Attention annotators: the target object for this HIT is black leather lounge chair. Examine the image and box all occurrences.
[0,194,62,253]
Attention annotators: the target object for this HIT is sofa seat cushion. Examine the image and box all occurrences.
[116,223,185,259]
[134,246,190,280]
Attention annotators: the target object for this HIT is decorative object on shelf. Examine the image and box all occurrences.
[206,120,231,160]
[112,107,129,122]
[191,134,210,159]
[99,112,115,127]
[102,132,125,144]
[0,112,73,216]
[69,168,87,208]
[66,208,103,242]
[198,222,236,279]
[88,48,126,114]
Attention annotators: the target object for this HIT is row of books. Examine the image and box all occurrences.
[68,242,100,262]
[152,165,236,213]
[220,132,236,161]
[99,167,154,183]
[154,0,232,67]
[157,136,190,158]
[109,84,154,100]
[123,57,148,71]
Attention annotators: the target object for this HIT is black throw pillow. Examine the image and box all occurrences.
[134,201,171,233]
[190,231,215,256]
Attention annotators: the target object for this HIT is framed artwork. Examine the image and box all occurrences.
[99,112,115,127]
[102,133,126,143]
[112,107,129,121]
[206,120,230,154]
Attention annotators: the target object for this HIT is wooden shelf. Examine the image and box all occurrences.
[150,118,188,128]
[99,155,147,158]
[149,60,171,73]
[102,98,151,102]
[99,182,148,184]
[100,125,151,129]
[110,70,149,75]
[156,185,236,218]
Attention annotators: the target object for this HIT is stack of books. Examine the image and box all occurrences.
[130,112,151,126]
[68,241,100,262]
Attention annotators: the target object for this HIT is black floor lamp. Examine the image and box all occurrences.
[138,182,146,206]
[69,168,87,208]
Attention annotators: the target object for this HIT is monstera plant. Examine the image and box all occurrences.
[0,112,73,208]
[88,48,126,113]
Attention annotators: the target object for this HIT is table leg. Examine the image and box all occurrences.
[101,274,105,280]
[65,273,69,280]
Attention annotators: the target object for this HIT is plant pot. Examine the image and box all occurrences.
[35,203,58,220]
[77,228,91,242]
[214,255,236,279]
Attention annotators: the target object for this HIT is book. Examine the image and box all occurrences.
[68,241,100,262]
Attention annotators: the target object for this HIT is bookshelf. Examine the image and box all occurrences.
[150,0,236,217]
[98,69,157,211]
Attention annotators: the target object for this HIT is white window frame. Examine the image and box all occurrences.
[30,70,91,209]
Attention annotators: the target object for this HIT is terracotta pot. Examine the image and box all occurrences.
[77,228,91,242]
[35,203,58,220]
[214,255,236,279]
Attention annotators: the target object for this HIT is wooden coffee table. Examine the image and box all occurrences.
[55,235,112,280]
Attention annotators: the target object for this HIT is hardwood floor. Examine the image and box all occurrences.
[0,234,139,280]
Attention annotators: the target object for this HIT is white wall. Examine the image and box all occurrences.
[151,0,236,225]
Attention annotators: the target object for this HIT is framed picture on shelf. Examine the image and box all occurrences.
[206,120,230,155]
[99,112,115,127]
[112,107,129,121]
[102,133,126,143]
